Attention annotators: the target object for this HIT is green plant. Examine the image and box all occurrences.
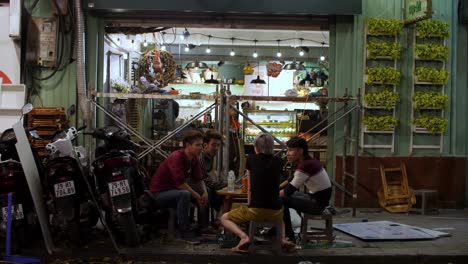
[414,116,448,133]
[364,90,399,109]
[415,67,449,84]
[412,92,448,109]
[415,44,449,61]
[416,19,450,39]
[363,116,398,131]
[367,41,402,59]
[367,18,403,36]
[366,67,401,85]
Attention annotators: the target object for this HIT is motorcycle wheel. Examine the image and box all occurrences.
[118,212,139,246]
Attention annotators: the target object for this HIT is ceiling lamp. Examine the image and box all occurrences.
[283,62,306,71]
[252,39,258,58]
[276,40,282,58]
[250,62,266,85]
[230,38,235,56]
[181,28,190,40]
[185,60,208,69]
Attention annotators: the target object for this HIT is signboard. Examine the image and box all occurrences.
[404,0,432,25]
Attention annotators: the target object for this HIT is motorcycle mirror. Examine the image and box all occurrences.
[67,104,76,117]
[21,103,34,115]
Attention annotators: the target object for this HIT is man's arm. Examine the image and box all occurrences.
[280,170,309,197]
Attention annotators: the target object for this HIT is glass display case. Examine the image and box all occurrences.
[243,110,297,144]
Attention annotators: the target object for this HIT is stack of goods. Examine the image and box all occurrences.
[26,107,68,158]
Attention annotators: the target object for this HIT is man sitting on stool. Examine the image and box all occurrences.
[149,130,208,241]
[280,136,332,242]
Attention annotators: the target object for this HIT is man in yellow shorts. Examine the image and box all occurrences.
[220,133,294,253]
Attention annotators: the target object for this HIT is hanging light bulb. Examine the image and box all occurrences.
[320,42,326,61]
[161,45,166,51]
[116,37,121,45]
[181,27,190,40]
[298,38,305,56]
[252,40,258,58]
[276,40,282,58]
[206,35,212,54]
[143,39,148,47]
[229,38,236,56]
[184,45,190,52]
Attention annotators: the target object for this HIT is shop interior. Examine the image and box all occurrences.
[102,25,331,163]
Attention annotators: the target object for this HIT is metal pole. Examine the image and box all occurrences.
[352,90,361,217]
[224,87,230,179]
[217,85,225,180]
[341,89,349,208]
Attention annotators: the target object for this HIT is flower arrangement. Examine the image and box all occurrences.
[367,41,402,59]
[364,90,399,109]
[415,67,449,84]
[367,18,403,36]
[412,92,448,110]
[366,67,401,85]
[111,78,130,93]
[415,44,449,61]
[416,19,450,39]
[414,116,448,133]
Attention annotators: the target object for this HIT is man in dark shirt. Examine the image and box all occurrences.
[149,130,208,239]
[280,136,332,241]
[221,133,292,252]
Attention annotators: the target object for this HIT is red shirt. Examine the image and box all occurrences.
[150,149,203,193]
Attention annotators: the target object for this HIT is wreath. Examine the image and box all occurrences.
[139,49,176,87]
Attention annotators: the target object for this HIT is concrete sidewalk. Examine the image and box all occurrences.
[32,208,468,263]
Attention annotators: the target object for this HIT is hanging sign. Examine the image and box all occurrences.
[404,0,432,25]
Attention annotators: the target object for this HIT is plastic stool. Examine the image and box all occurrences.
[300,208,334,245]
[248,220,283,253]
[411,189,439,215]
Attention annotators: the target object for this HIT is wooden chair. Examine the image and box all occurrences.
[377,162,416,213]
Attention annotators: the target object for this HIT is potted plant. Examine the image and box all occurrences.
[413,116,448,133]
[367,41,402,59]
[416,19,450,39]
[364,90,399,109]
[415,44,449,61]
[412,92,448,110]
[366,67,401,85]
[363,116,398,131]
[415,67,449,84]
[367,18,403,36]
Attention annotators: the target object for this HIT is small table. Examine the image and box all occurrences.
[217,187,247,212]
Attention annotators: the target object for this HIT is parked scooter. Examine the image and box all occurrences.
[44,123,99,246]
[0,112,42,250]
[88,126,148,246]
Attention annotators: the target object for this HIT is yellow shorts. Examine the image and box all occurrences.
[227,206,284,224]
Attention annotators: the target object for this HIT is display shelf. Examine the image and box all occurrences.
[242,110,296,144]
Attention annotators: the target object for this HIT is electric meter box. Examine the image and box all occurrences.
[26,17,58,68]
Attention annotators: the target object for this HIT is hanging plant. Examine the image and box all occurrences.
[412,92,448,110]
[364,90,399,109]
[366,67,401,85]
[363,116,398,131]
[367,41,402,59]
[415,67,449,84]
[367,18,402,36]
[414,116,448,133]
[416,19,450,39]
[415,44,449,61]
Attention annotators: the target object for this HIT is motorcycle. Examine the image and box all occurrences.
[44,125,99,246]
[88,126,148,246]
[0,126,41,251]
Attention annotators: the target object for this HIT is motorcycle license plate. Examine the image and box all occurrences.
[108,179,130,197]
[2,204,24,221]
[54,180,76,198]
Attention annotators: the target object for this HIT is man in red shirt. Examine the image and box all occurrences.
[149,130,208,240]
